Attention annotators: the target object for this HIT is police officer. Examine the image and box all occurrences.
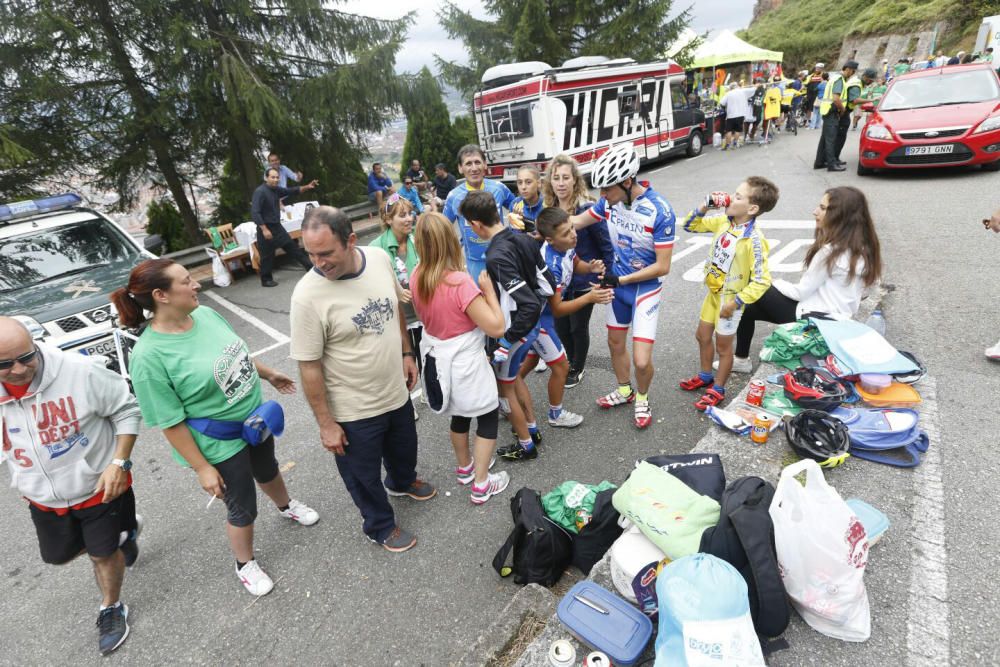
[814,60,861,172]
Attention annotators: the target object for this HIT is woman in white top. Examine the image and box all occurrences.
[732,186,883,371]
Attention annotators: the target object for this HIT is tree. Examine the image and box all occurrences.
[437,0,692,97]
[402,67,460,173]
[0,1,413,246]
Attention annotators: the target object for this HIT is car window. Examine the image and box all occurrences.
[0,216,139,292]
[881,69,1000,111]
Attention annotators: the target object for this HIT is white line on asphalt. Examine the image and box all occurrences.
[202,290,290,344]
[250,340,289,358]
[686,154,704,161]
[757,219,816,229]
[670,237,713,262]
[648,165,672,174]
[905,376,950,666]
[766,238,812,273]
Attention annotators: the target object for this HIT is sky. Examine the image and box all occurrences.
[339,0,757,75]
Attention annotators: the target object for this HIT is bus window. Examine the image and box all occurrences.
[618,89,639,115]
[670,84,689,110]
[488,102,533,138]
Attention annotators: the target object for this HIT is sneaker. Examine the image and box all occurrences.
[235,560,274,596]
[470,471,511,505]
[96,603,129,656]
[712,356,753,374]
[497,441,538,461]
[564,368,585,388]
[634,398,652,429]
[456,457,496,485]
[373,526,417,553]
[986,342,1000,360]
[120,515,143,568]
[596,387,635,408]
[548,409,583,428]
[510,425,543,448]
[385,478,437,501]
[535,358,548,373]
[279,498,320,526]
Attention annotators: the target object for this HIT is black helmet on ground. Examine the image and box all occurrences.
[785,410,851,468]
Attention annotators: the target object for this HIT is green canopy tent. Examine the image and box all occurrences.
[690,30,783,69]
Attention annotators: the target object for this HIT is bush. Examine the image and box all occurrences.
[145,198,189,253]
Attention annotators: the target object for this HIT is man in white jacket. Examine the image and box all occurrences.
[0,317,142,656]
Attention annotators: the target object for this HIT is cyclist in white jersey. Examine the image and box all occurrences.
[568,144,675,429]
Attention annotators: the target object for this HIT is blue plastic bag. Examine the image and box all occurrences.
[654,554,764,666]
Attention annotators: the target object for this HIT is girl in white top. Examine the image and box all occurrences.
[731,186,883,371]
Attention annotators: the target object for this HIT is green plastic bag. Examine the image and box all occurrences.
[542,480,617,533]
[612,462,721,560]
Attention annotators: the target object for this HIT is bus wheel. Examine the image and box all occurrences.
[687,131,704,157]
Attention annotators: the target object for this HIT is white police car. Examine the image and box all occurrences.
[0,193,161,370]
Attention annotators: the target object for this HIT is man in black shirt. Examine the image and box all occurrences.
[404,159,429,193]
[251,168,318,287]
[432,163,458,208]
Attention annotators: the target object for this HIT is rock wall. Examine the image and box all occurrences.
[836,21,949,74]
[752,0,785,23]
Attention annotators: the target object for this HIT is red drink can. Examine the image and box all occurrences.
[709,191,731,209]
[747,379,766,406]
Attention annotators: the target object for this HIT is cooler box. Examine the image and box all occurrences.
[556,581,652,665]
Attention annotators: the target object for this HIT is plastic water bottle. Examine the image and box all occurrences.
[866,308,886,336]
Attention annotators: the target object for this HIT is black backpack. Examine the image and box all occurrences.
[493,487,573,586]
[699,476,790,638]
[571,488,624,575]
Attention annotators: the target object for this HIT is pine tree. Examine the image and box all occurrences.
[437,0,692,97]
[402,68,460,173]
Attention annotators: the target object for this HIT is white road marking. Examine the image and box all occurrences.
[906,376,950,666]
[766,238,812,273]
[686,154,705,161]
[648,165,672,174]
[250,340,289,358]
[202,290,290,344]
[757,219,816,230]
[670,236,713,262]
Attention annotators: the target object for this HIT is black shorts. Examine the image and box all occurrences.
[30,487,137,564]
[213,437,280,528]
[724,116,744,133]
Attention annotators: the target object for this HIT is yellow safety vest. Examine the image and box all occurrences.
[844,75,863,111]
[819,73,843,115]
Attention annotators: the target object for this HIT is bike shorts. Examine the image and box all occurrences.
[699,291,744,337]
[607,280,663,344]
[496,324,541,383]
[525,315,567,365]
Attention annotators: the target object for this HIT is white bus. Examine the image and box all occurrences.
[473,56,707,183]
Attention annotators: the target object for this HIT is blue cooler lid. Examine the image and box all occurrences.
[846,498,890,544]
[556,581,652,665]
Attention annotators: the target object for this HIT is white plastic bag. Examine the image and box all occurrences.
[769,459,871,642]
[208,250,232,288]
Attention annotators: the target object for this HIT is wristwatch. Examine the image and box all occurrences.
[402,351,417,359]
[112,458,133,472]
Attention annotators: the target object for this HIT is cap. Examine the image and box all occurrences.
[815,62,825,69]
[862,68,878,79]
[844,60,859,70]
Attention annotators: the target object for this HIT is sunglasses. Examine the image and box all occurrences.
[0,347,38,371]
[384,192,402,212]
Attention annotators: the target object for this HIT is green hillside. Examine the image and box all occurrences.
[741,0,990,68]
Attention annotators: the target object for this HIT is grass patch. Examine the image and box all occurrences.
[484,612,548,667]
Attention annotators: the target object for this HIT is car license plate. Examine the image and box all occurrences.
[503,167,520,180]
[905,145,954,156]
[79,337,116,357]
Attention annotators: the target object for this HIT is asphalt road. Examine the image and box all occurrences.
[0,125,997,666]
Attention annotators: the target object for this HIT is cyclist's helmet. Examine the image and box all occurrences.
[783,366,850,412]
[785,409,850,468]
[892,350,926,385]
[591,144,640,189]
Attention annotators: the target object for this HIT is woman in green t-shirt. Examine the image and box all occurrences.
[111,258,319,597]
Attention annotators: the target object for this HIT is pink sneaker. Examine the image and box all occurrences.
[470,471,510,505]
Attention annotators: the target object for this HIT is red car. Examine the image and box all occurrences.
[857,63,1000,175]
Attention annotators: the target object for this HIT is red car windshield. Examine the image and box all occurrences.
[881,69,1000,112]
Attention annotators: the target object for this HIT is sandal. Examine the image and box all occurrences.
[694,387,725,411]
[679,374,714,391]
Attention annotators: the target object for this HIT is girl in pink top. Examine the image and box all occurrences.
[411,213,511,505]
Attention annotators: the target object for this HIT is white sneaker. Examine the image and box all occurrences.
[712,356,753,374]
[456,457,497,485]
[535,358,548,373]
[279,498,320,526]
[548,409,584,428]
[235,560,274,596]
[987,342,1000,360]
[470,471,511,505]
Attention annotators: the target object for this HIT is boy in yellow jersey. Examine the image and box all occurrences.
[679,177,777,410]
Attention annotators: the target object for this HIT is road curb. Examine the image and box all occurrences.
[478,285,893,666]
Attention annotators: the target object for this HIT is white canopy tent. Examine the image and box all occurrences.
[689,30,783,69]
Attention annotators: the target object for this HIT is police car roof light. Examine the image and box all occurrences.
[0,193,83,223]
